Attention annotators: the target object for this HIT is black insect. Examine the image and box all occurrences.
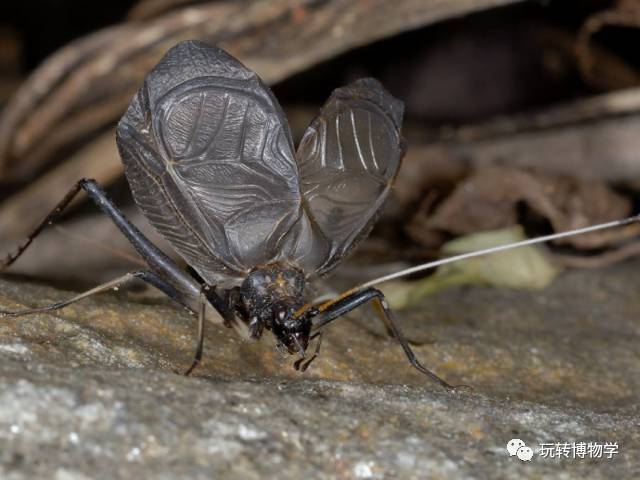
[6,41,635,390]
[0,40,459,389]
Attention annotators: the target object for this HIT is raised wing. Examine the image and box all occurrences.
[289,78,405,277]
[116,41,302,287]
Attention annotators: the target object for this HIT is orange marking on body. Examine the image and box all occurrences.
[317,287,360,312]
[293,302,313,319]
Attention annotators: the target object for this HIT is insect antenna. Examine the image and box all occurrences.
[356,214,640,289]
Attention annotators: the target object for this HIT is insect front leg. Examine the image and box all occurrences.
[293,331,323,372]
[311,288,465,391]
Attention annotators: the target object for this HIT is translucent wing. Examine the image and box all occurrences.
[116,41,302,287]
[287,78,405,277]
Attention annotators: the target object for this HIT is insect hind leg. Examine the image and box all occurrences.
[0,270,187,317]
[1,178,206,304]
[0,179,235,376]
[0,270,213,377]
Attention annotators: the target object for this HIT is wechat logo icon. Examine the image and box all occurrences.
[507,439,534,461]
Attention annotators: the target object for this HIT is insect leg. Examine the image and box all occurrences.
[0,178,224,313]
[182,289,207,376]
[294,332,323,372]
[311,288,460,391]
[0,180,236,375]
[0,270,188,316]
[1,180,85,269]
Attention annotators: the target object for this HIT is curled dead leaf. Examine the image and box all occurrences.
[407,166,633,250]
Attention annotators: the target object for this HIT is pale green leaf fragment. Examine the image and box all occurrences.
[382,226,562,309]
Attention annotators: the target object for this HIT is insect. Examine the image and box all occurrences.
[1,41,638,390]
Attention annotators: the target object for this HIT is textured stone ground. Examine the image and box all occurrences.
[0,259,639,479]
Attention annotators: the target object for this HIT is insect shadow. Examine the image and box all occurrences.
[1,41,637,391]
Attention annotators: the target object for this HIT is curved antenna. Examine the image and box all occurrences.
[356,214,640,290]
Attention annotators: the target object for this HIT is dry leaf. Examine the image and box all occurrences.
[407,166,632,250]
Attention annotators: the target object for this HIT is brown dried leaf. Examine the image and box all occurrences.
[407,166,633,250]
[577,0,640,90]
[127,0,208,20]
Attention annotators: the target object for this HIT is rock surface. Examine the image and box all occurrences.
[0,259,639,479]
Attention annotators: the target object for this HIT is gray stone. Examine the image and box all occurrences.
[0,259,639,479]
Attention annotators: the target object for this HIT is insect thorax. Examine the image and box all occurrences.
[238,262,307,337]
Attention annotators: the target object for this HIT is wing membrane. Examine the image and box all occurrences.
[117,41,301,286]
[117,42,404,285]
[291,78,405,277]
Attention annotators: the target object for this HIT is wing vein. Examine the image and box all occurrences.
[184,91,205,156]
[238,102,248,161]
[351,110,367,171]
[320,122,327,168]
[367,111,379,171]
[200,93,230,157]
[335,114,344,171]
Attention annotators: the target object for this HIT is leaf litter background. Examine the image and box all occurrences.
[1,1,640,478]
